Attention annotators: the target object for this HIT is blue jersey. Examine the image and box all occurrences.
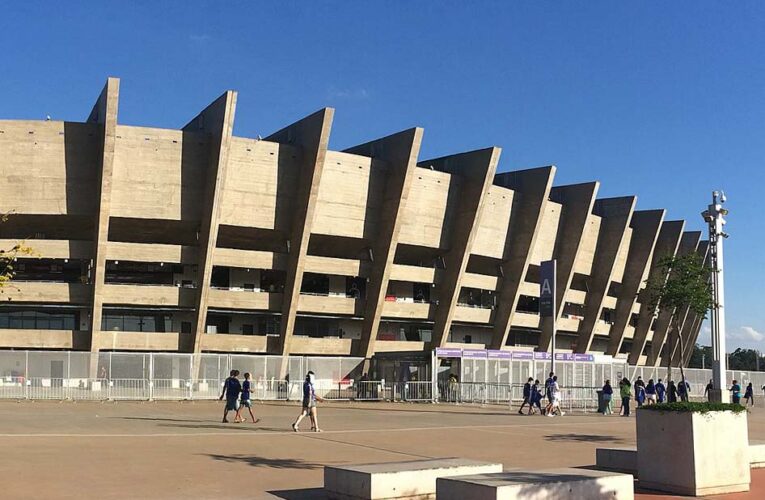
[241,380,251,401]
[225,377,241,400]
[303,380,315,403]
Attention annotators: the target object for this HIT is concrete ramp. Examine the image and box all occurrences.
[324,458,502,499]
[436,468,634,500]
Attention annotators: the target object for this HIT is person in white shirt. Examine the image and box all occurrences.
[547,376,565,417]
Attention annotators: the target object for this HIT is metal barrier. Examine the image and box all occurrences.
[392,381,432,402]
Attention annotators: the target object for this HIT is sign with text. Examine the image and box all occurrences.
[540,260,556,317]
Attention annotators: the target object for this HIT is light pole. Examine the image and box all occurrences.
[702,191,729,403]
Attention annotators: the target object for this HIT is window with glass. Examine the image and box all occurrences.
[0,309,77,330]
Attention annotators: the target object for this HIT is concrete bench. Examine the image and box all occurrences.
[324,458,502,500]
[597,441,765,473]
[436,468,634,500]
[596,447,637,474]
[750,440,765,469]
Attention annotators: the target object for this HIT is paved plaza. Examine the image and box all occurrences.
[0,400,763,499]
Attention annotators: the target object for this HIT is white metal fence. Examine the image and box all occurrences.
[2,350,765,404]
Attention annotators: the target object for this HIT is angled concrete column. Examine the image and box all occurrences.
[489,167,555,350]
[683,316,705,368]
[604,211,665,358]
[612,217,680,359]
[88,77,120,354]
[574,197,636,353]
[344,128,423,360]
[187,91,238,354]
[647,231,701,366]
[537,182,599,352]
[269,109,334,356]
[427,147,501,347]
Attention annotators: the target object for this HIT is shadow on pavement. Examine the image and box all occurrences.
[205,453,322,470]
[267,488,326,499]
[544,433,624,443]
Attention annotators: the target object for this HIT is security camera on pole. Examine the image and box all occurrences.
[702,191,729,403]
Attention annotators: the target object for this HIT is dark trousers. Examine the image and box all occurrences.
[622,397,630,416]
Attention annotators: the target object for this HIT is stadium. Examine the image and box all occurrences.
[0,77,707,389]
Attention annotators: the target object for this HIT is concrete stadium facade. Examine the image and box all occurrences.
[0,77,706,369]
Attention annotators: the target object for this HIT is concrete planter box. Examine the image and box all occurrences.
[636,409,750,496]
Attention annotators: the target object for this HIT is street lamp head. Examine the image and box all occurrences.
[720,191,727,203]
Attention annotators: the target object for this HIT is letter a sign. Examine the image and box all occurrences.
[539,260,556,318]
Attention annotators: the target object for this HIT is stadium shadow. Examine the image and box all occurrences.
[160,423,287,432]
[544,433,624,443]
[206,454,322,470]
[267,488,325,499]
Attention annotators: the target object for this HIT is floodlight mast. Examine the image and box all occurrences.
[702,190,729,403]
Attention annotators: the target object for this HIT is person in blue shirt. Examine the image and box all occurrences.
[544,372,555,415]
[292,371,325,432]
[655,379,666,403]
[219,369,241,423]
[518,377,534,415]
[234,372,260,424]
[645,379,657,406]
[730,380,742,405]
[531,380,543,415]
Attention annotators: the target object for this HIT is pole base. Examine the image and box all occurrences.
[708,389,730,404]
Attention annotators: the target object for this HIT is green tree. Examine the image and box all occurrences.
[728,348,765,371]
[0,212,35,298]
[688,343,713,369]
[646,252,713,387]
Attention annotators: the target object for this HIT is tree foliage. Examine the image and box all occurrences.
[645,252,714,382]
[646,253,713,318]
[0,212,36,299]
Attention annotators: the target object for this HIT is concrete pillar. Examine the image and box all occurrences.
[646,231,701,366]
[574,197,636,353]
[269,109,334,357]
[88,77,120,359]
[427,147,501,347]
[610,217,679,358]
[537,182,599,352]
[489,166,555,350]
[344,128,423,361]
[186,91,238,355]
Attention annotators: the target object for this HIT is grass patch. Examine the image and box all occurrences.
[639,402,747,414]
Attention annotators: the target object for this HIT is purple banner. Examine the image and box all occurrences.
[573,353,595,362]
[487,350,513,359]
[555,353,575,361]
[434,348,462,358]
[534,352,551,360]
[462,349,488,359]
[511,351,534,360]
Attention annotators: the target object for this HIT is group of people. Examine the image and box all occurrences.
[725,379,755,406]
[517,372,565,417]
[601,376,692,416]
[219,369,324,431]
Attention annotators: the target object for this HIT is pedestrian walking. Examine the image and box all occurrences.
[656,378,666,403]
[219,370,242,423]
[635,383,646,408]
[531,379,543,415]
[620,378,632,416]
[544,372,555,415]
[668,380,678,403]
[744,383,755,406]
[705,379,714,402]
[645,379,657,406]
[292,371,325,432]
[730,380,742,405]
[602,379,613,415]
[678,379,690,402]
[547,376,564,417]
[518,377,533,415]
[234,372,260,424]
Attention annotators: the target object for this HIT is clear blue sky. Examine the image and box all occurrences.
[2,2,763,351]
